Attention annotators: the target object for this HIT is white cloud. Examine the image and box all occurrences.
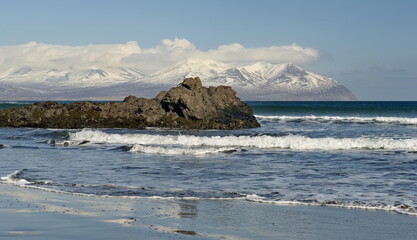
[0,41,141,71]
[0,38,320,73]
[205,43,320,65]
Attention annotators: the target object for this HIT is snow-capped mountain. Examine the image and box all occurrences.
[0,59,355,101]
[0,66,147,88]
[137,60,355,100]
[205,62,356,100]
[144,58,231,84]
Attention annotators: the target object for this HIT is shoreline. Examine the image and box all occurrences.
[4,172,416,217]
[1,183,417,240]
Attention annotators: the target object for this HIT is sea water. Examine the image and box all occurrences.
[1,101,417,215]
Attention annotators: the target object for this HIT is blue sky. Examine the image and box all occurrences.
[1,0,416,100]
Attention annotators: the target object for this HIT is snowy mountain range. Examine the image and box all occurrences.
[0,59,355,101]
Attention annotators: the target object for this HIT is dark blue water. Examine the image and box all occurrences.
[1,101,417,215]
[249,101,417,117]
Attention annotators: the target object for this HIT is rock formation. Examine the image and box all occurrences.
[0,77,260,130]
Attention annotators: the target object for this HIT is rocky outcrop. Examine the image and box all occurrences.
[0,77,260,129]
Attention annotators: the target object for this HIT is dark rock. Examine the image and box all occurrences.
[181,77,203,90]
[174,230,197,236]
[0,77,260,130]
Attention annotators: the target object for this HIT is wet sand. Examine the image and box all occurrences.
[1,183,417,240]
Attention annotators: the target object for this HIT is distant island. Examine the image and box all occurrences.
[0,77,260,130]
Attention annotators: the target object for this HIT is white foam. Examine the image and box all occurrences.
[129,144,238,155]
[69,129,417,152]
[245,194,417,216]
[0,170,31,186]
[255,115,417,125]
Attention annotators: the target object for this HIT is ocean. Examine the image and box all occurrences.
[1,101,417,216]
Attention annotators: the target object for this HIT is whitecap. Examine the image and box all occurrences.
[255,115,417,125]
[0,170,32,186]
[69,129,417,152]
[245,194,417,216]
[128,144,238,155]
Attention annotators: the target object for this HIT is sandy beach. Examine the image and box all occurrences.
[1,183,416,240]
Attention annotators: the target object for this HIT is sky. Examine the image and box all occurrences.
[0,0,416,100]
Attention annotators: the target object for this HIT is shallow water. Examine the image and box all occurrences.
[1,101,417,216]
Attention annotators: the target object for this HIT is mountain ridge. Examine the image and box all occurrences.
[0,59,356,101]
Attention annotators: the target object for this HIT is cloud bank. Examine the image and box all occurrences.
[0,38,320,73]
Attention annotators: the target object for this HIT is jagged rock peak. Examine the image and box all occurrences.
[181,76,203,90]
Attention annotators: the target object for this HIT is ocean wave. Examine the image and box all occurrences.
[50,139,90,147]
[2,176,416,217]
[0,175,247,200]
[0,170,32,186]
[129,144,239,155]
[245,194,417,216]
[255,115,417,125]
[68,129,417,152]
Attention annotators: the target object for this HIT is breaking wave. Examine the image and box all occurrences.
[128,145,239,155]
[0,170,32,186]
[245,194,417,216]
[67,129,417,152]
[255,115,417,125]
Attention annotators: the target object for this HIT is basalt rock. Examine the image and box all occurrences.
[0,77,260,130]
